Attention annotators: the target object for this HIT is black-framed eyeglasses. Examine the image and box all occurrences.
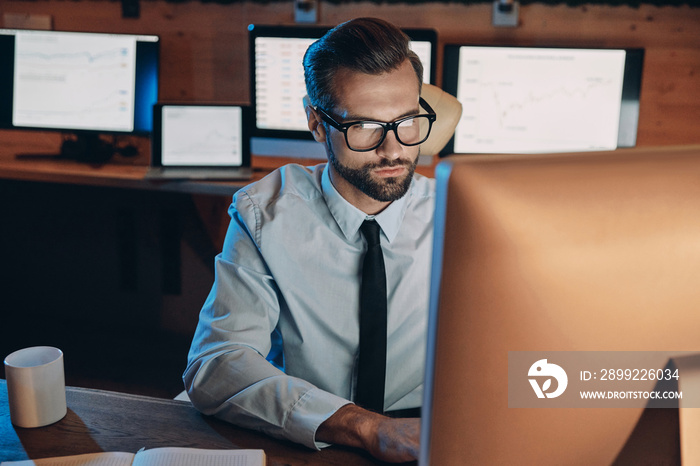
[315,97,437,152]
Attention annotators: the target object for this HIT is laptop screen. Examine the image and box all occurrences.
[153,103,251,168]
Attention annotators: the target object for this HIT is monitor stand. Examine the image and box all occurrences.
[59,133,115,162]
[251,137,327,160]
[675,353,700,463]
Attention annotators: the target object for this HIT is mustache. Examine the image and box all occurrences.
[369,158,414,169]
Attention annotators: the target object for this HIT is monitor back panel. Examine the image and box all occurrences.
[422,145,700,465]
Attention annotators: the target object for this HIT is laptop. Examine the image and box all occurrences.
[146,103,253,180]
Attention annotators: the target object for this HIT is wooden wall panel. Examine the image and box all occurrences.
[1,0,699,150]
[638,48,700,145]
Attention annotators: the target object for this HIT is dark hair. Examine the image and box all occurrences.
[303,17,423,111]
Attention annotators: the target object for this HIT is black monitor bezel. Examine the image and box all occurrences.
[440,43,645,157]
[0,28,160,136]
[247,23,438,142]
[151,102,253,169]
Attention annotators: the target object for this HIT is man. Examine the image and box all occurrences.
[184,17,436,463]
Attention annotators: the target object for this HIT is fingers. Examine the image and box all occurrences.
[316,404,421,463]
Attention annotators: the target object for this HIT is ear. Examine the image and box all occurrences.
[304,102,326,144]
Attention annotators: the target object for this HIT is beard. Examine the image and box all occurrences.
[328,142,418,203]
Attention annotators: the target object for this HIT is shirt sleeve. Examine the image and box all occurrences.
[183,190,351,449]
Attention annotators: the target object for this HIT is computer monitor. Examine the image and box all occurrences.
[421,146,700,465]
[248,24,437,158]
[441,45,644,155]
[0,28,159,161]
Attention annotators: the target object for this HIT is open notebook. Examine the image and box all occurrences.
[146,103,252,180]
[0,447,265,465]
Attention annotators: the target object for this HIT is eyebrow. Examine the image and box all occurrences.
[341,106,421,123]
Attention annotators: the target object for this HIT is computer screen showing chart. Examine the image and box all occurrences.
[248,24,437,158]
[441,45,643,155]
[0,28,159,159]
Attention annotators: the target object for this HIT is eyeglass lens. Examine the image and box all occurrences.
[345,115,432,151]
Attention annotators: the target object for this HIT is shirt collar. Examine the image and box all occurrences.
[322,164,411,244]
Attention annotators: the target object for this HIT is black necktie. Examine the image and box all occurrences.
[355,219,387,413]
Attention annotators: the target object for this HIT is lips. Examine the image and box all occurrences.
[372,159,412,178]
[374,166,407,178]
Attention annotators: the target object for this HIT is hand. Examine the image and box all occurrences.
[316,404,420,463]
[365,414,420,463]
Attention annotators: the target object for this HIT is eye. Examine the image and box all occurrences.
[356,122,383,131]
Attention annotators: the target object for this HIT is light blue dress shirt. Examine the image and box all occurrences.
[184,163,435,449]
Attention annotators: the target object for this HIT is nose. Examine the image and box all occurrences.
[375,128,403,161]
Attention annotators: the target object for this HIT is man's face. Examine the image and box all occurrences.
[321,60,422,211]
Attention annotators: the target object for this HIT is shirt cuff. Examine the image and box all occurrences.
[284,387,353,450]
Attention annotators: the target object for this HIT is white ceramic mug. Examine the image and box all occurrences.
[4,346,67,428]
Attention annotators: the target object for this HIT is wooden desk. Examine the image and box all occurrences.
[0,380,394,466]
[0,152,311,197]
[0,145,436,197]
